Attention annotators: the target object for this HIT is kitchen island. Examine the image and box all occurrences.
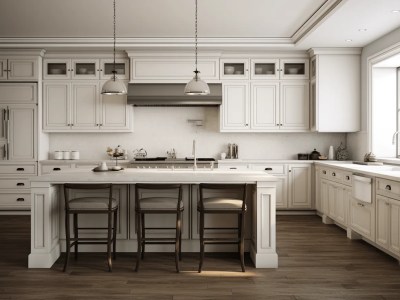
[28,169,278,269]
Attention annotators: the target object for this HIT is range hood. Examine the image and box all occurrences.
[127,83,222,106]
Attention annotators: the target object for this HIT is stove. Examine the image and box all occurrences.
[129,157,216,169]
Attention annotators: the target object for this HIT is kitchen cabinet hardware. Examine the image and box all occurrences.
[265,168,273,171]
[230,167,237,170]
[289,169,292,172]
[357,202,365,207]
[385,202,390,206]
[245,124,248,126]
[322,170,326,174]
[53,168,61,171]
[16,168,24,171]
[16,198,25,202]
[16,183,25,186]
[346,175,350,180]
[385,185,392,191]
[332,172,336,177]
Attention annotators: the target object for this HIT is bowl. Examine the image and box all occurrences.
[255,67,263,74]
[287,68,298,74]
[49,69,62,74]
[224,66,235,74]
[234,70,243,75]
[79,68,87,74]
[266,70,274,74]
[87,70,95,74]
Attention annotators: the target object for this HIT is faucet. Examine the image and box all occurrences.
[392,131,400,145]
[192,139,197,170]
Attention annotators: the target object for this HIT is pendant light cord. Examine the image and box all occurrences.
[113,0,116,81]
[194,0,199,78]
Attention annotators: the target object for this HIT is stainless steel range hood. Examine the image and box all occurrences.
[127,83,222,106]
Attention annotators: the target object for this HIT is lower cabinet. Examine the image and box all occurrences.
[323,180,350,226]
[376,195,400,255]
[349,197,375,242]
[287,164,312,209]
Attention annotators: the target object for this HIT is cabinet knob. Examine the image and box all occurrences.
[16,182,25,186]
[322,170,326,174]
[346,176,350,180]
[332,172,336,177]
[276,124,279,126]
[386,185,392,191]
[245,124,249,126]
[386,202,390,206]
[16,168,24,171]
[16,198,25,202]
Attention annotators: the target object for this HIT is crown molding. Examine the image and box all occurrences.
[308,47,362,56]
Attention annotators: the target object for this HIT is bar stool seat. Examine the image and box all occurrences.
[68,197,118,210]
[198,184,247,273]
[135,184,183,273]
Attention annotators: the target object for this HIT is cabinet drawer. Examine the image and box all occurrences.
[320,168,330,179]
[0,164,36,175]
[0,179,30,189]
[218,164,249,171]
[0,192,31,210]
[41,164,72,174]
[376,178,400,201]
[251,164,286,175]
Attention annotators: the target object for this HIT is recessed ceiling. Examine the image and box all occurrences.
[0,0,399,49]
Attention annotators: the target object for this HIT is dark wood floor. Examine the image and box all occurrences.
[1,215,400,300]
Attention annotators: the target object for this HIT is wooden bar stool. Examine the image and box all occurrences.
[135,184,183,273]
[198,183,247,272]
[63,183,118,272]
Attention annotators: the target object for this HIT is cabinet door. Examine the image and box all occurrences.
[8,105,37,161]
[100,58,129,80]
[43,82,71,130]
[280,59,309,80]
[315,167,322,212]
[335,184,350,226]
[250,82,279,130]
[0,106,7,142]
[8,59,37,81]
[220,59,249,79]
[327,182,336,219]
[280,81,309,131]
[288,164,311,209]
[44,59,71,80]
[71,82,98,130]
[0,59,7,80]
[376,196,390,249]
[220,82,250,131]
[71,59,99,79]
[350,198,375,241]
[250,59,279,80]
[389,199,400,254]
[275,176,288,209]
[310,80,317,131]
[320,179,329,215]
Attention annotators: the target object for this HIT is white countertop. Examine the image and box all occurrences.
[217,159,314,164]
[30,168,278,185]
[40,159,131,164]
[315,161,400,181]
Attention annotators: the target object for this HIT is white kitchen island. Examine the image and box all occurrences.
[28,169,278,269]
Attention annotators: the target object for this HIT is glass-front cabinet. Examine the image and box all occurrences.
[250,59,279,79]
[280,59,309,80]
[44,58,129,80]
[220,59,249,79]
[249,58,309,80]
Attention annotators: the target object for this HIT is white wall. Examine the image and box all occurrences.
[347,27,400,160]
[48,107,346,161]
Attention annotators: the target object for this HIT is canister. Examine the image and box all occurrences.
[71,150,80,160]
[54,151,63,160]
[63,150,71,160]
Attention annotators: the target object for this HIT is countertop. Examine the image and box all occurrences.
[30,168,278,185]
[315,161,400,181]
[217,159,314,164]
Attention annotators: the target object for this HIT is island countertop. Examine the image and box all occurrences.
[30,168,279,185]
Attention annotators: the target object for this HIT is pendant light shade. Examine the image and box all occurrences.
[101,0,127,96]
[185,0,210,95]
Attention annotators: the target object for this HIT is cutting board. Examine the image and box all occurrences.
[352,161,383,166]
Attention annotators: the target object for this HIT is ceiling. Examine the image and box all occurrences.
[0,0,400,50]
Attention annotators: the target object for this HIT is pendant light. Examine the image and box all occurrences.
[101,0,127,95]
[184,0,210,95]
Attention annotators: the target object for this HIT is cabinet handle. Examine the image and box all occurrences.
[245,124,249,126]
[386,202,390,206]
[16,168,24,171]
[53,167,61,171]
[386,185,392,191]
[265,168,273,171]
[358,203,364,207]
[71,124,74,126]
[332,172,336,177]
[289,169,292,172]
[322,170,326,174]
[346,176,350,180]
[230,167,237,170]
[16,182,25,186]
[16,198,25,202]
[100,124,103,126]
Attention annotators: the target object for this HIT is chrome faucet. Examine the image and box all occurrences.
[392,131,400,145]
[192,139,197,170]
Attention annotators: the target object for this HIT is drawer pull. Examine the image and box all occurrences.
[16,168,24,171]
[16,183,25,186]
[322,170,326,174]
[229,167,237,170]
[385,185,392,191]
[264,168,273,171]
[53,167,61,171]
[16,198,25,202]
[332,172,336,177]
[346,176,350,180]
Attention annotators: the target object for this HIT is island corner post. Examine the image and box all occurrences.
[28,171,278,269]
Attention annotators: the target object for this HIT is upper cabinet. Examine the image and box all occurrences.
[309,48,361,132]
[0,58,38,81]
[220,59,250,80]
[44,58,129,80]
[250,58,309,80]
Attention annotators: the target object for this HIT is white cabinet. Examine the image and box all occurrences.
[350,197,375,241]
[220,59,249,80]
[376,195,390,248]
[131,57,219,82]
[288,164,312,209]
[44,58,129,80]
[0,58,37,81]
[0,83,37,103]
[43,81,132,132]
[309,49,361,132]
[220,82,250,130]
[221,81,309,132]
[250,59,309,80]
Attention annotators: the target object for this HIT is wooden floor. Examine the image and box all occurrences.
[1,215,400,300]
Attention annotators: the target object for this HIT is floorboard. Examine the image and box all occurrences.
[1,215,400,299]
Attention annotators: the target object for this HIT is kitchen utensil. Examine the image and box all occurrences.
[309,148,321,160]
[227,143,238,159]
[224,66,235,74]
[297,153,309,160]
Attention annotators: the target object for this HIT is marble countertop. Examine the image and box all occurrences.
[30,168,278,185]
[315,161,400,181]
[217,159,314,164]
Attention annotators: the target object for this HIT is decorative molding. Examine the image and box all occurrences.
[0,49,46,56]
[308,47,362,56]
